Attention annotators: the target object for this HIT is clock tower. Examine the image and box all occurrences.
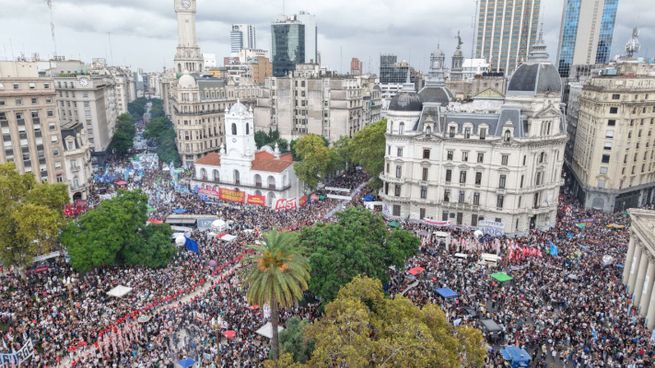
[174,0,203,74]
[224,101,257,161]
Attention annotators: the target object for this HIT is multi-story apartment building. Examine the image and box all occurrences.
[475,0,541,74]
[381,35,566,234]
[568,60,655,212]
[54,74,117,156]
[60,120,92,200]
[0,61,67,184]
[254,64,382,143]
[557,0,619,78]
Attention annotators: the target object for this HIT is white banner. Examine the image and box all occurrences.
[0,338,34,367]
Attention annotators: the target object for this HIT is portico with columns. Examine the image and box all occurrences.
[623,209,655,329]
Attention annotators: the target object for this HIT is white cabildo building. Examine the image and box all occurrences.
[191,101,304,209]
[380,33,567,234]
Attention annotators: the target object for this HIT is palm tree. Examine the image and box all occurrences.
[245,230,310,361]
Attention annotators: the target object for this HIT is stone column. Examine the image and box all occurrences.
[647,281,655,330]
[634,253,650,306]
[629,245,643,294]
[624,237,637,285]
[640,259,655,317]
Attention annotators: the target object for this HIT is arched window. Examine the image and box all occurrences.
[254,174,262,188]
[246,123,250,135]
[539,152,546,164]
[231,123,237,135]
[212,169,220,182]
[200,168,207,180]
[504,130,511,142]
[425,126,432,134]
[234,169,240,185]
[267,175,276,189]
[399,122,405,134]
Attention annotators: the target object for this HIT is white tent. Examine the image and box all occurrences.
[211,219,228,232]
[107,285,133,298]
[255,322,284,339]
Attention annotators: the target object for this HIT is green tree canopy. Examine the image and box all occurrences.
[0,163,69,269]
[348,119,386,188]
[297,207,419,302]
[110,113,136,156]
[245,230,311,361]
[61,190,176,272]
[293,134,333,190]
[279,317,315,363]
[298,276,486,368]
[144,116,180,165]
[128,97,149,118]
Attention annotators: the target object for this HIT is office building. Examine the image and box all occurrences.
[174,0,203,73]
[567,32,655,212]
[0,61,68,185]
[254,64,382,143]
[475,0,541,74]
[271,17,305,77]
[296,11,318,64]
[230,24,257,54]
[380,33,566,234]
[557,0,619,78]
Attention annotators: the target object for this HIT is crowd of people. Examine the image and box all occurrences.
[391,193,654,367]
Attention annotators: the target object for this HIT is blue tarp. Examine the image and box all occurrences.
[434,287,459,299]
[174,208,188,214]
[185,237,199,254]
[500,346,531,368]
[363,194,375,202]
[178,358,195,368]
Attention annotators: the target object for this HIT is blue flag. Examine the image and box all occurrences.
[548,241,559,257]
[185,237,199,254]
[592,327,598,342]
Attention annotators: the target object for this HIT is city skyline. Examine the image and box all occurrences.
[0,0,653,73]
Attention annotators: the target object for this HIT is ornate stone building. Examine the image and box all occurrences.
[380,34,566,234]
[623,209,655,330]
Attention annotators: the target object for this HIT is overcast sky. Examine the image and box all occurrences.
[0,0,653,73]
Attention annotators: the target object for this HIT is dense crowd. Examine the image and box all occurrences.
[391,193,653,367]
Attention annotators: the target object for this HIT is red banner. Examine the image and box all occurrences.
[247,194,266,206]
[219,188,245,203]
[274,198,298,211]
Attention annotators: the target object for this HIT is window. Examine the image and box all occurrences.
[499,174,506,189]
[602,154,611,164]
[459,171,467,184]
[449,126,456,138]
[538,152,546,164]
[442,211,449,221]
[420,186,428,199]
[612,94,620,100]
[477,152,484,163]
[447,150,453,160]
[496,195,504,209]
[535,171,543,185]
[608,120,616,126]
[604,142,612,150]
[471,214,479,226]
[394,185,401,197]
[392,205,401,216]
[231,123,237,135]
[386,163,390,173]
[31,98,37,104]
[397,147,403,157]
[501,154,509,166]
[458,191,465,203]
[520,175,524,188]
[475,172,482,185]
[423,149,430,159]
[395,165,402,178]
[445,169,452,183]
[387,145,391,155]
[609,107,618,114]
[13,83,19,90]
[473,192,480,205]
[419,208,426,219]
[523,155,527,166]
[422,167,428,181]
[398,122,405,134]
[464,127,471,139]
[504,130,511,142]
[444,190,450,202]
[462,151,468,162]
[479,128,487,140]
[456,212,463,225]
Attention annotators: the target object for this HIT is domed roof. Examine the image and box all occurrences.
[507,28,562,97]
[418,85,453,106]
[229,100,249,115]
[178,72,196,89]
[389,91,423,112]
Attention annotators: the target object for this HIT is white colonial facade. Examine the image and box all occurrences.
[380,36,567,234]
[191,101,303,207]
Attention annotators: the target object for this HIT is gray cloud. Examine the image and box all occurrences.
[0,0,653,73]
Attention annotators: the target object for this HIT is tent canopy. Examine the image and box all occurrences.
[388,220,401,229]
[434,287,459,299]
[255,322,285,339]
[107,285,133,298]
[407,266,425,276]
[178,357,195,368]
[490,272,513,283]
[173,208,188,214]
[480,319,502,333]
[501,346,531,367]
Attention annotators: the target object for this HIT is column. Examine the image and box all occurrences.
[640,259,655,317]
[624,237,637,285]
[628,245,643,294]
[634,253,650,306]
[647,279,655,330]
